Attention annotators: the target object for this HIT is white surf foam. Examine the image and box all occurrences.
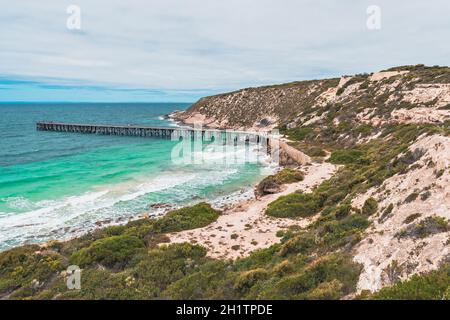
[0,140,274,251]
[0,172,198,249]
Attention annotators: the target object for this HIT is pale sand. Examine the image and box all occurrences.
[167,162,337,260]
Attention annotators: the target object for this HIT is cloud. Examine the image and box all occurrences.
[0,0,449,101]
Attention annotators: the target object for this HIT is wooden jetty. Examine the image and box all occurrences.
[36,122,312,165]
[36,122,269,145]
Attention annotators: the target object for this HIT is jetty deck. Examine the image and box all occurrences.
[36,121,270,144]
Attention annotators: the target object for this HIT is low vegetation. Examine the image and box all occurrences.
[266,192,321,218]
[396,216,449,239]
[2,65,450,300]
[361,198,378,216]
[366,264,450,300]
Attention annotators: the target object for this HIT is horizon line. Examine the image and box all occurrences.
[0,101,195,104]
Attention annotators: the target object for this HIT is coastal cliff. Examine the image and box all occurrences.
[174,64,450,133]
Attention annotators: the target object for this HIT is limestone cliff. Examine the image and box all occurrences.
[174,65,450,132]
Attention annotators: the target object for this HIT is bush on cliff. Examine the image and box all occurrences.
[164,260,236,300]
[258,254,361,299]
[0,245,64,295]
[368,264,450,300]
[131,243,208,298]
[284,127,314,141]
[329,149,368,165]
[151,202,220,233]
[70,235,145,269]
[362,197,378,216]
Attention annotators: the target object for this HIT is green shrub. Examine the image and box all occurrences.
[356,124,373,136]
[396,216,449,239]
[131,243,208,298]
[404,192,419,203]
[101,203,219,241]
[260,254,361,299]
[420,191,432,201]
[47,268,135,300]
[329,149,368,165]
[403,213,422,224]
[306,279,344,300]
[435,169,445,178]
[378,203,394,223]
[320,214,370,249]
[307,147,327,157]
[151,203,219,233]
[278,233,316,257]
[234,268,269,292]
[70,235,145,268]
[334,204,352,219]
[234,245,281,270]
[266,192,322,218]
[164,261,236,300]
[362,198,378,216]
[275,168,305,183]
[286,127,314,141]
[370,264,450,300]
[0,245,63,294]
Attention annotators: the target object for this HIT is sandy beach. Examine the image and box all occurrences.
[167,161,337,259]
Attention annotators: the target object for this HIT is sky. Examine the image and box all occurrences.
[0,0,449,102]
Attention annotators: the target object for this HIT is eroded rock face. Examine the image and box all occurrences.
[278,141,311,166]
[369,71,409,82]
[352,134,450,292]
[255,178,282,197]
[391,108,450,124]
[401,84,450,108]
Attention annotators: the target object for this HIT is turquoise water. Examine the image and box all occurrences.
[0,103,271,251]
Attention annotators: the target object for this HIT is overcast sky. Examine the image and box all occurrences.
[1,0,449,102]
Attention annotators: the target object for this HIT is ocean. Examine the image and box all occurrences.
[0,103,272,251]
